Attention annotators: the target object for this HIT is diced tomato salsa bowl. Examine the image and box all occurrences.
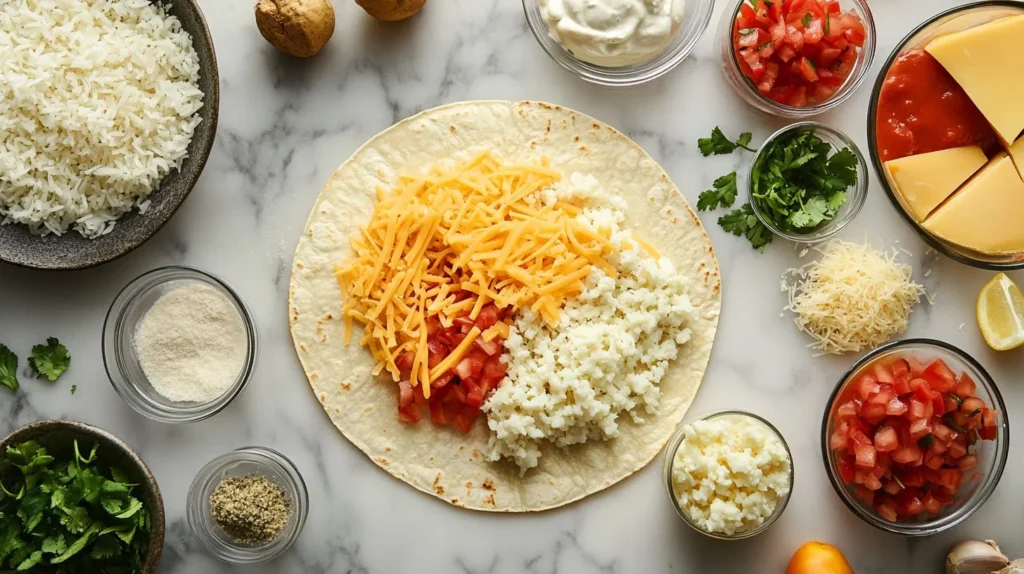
[717,0,876,117]
[866,1,1024,271]
[821,339,1009,536]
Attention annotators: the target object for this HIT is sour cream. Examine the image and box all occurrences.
[538,0,685,67]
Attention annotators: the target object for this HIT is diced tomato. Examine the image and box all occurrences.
[909,418,931,440]
[902,496,924,516]
[451,411,474,433]
[886,396,908,416]
[947,441,967,459]
[398,381,415,408]
[956,373,977,398]
[874,426,898,453]
[859,402,886,424]
[961,396,986,416]
[958,455,978,471]
[924,453,944,470]
[853,485,875,507]
[882,480,902,495]
[932,422,953,442]
[776,44,798,62]
[877,501,898,522]
[757,61,779,93]
[922,493,941,514]
[908,399,926,420]
[838,454,856,483]
[856,374,880,401]
[898,468,924,488]
[854,443,877,468]
[839,13,866,46]
[737,2,757,28]
[922,359,956,392]
[803,18,824,43]
[930,440,947,456]
[891,446,921,464]
[836,399,859,419]
[863,473,882,491]
[982,409,998,427]
[474,337,501,356]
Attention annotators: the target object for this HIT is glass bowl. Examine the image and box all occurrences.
[102,266,259,423]
[821,339,1009,536]
[747,121,868,243]
[522,0,714,86]
[716,0,876,117]
[187,447,308,564]
[663,410,794,540]
[867,1,1024,270]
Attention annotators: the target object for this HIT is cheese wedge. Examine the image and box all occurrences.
[926,15,1024,145]
[923,154,1024,255]
[1010,136,1024,182]
[884,146,988,222]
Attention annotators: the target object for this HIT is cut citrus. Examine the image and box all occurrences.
[977,273,1024,351]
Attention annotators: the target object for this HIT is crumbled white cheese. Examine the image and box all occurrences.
[484,173,695,472]
[671,414,791,536]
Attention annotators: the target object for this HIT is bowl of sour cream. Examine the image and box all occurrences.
[523,0,715,86]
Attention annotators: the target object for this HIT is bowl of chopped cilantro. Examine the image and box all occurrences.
[0,420,164,573]
[746,121,867,244]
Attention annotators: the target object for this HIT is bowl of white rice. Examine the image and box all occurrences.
[0,0,219,270]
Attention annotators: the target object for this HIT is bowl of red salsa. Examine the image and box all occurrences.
[717,0,875,117]
[868,1,1024,270]
[821,339,1009,536]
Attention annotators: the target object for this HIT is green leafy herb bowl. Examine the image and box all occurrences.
[747,121,869,244]
[0,420,164,573]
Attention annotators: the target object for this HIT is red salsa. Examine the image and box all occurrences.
[393,304,508,433]
[733,0,866,107]
[875,49,999,162]
[830,355,999,522]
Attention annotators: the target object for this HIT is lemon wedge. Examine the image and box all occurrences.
[977,273,1024,351]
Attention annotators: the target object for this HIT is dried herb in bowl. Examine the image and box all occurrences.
[0,440,151,572]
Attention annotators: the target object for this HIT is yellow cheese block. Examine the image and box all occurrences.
[884,146,988,222]
[926,15,1024,145]
[923,154,1024,255]
[1010,136,1024,181]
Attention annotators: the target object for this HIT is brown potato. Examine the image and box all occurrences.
[255,0,335,58]
[355,0,426,21]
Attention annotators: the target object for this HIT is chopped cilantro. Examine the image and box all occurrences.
[738,28,756,35]
[28,337,71,382]
[824,13,831,35]
[749,129,858,237]
[719,203,774,251]
[0,440,151,571]
[802,12,812,27]
[918,434,934,449]
[697,127,755,156]
[697,172,739,212]
[0,344,17,391]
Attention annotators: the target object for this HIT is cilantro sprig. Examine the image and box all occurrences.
[697,172,739,212]
[0,440,150,572]
[750,130,857,234]
[698,127,755,156]
[29,337,71,382]
[0,345,17,391]
[719,203,774,250]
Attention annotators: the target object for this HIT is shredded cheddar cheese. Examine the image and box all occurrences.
[336,151,617,394]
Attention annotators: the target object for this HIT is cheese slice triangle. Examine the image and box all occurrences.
[884,146,988,222]
[923,154,1024,255]
[1010,136,1024,182]
[926,15,1024,145]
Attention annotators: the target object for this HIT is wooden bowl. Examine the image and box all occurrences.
[0,0,219,270]
[0,420,165,573]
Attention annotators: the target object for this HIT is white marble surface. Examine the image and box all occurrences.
[2,0,1024,571]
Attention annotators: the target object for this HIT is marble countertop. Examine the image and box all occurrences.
[2,0,1023,572]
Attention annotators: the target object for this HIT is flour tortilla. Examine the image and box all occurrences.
[289,101,721,512]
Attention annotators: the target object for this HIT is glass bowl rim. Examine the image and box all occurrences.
[663,409,795,540]
[521,0,715,87]
[722,0,878,115]
[102,265,259,424]
[186,446,309,564]
[819,337,1010,536]
[866,0,1024,271]
[747,121,869,242]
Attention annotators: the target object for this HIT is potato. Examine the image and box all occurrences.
[355,0,426,21]
[255,0,335,58]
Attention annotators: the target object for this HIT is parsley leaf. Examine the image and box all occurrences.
[749,129,858,236]
[28,337,70,382]
[719,203,774,251]
[698,127,756,156]
[697,172,739,211]
[802,12,812,27]
[0,345,18,391]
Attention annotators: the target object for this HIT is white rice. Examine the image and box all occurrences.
[0,0,204,238]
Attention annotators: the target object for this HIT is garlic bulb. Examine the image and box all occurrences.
[947,540,1010,574]
[996,559,1024,574]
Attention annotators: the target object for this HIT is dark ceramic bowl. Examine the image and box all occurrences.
[0,420,165,572]
[0,0,219,270]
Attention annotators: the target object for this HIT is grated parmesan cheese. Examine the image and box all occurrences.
[781,240,927,355]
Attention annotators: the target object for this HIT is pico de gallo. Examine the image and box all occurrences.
[393,304,509,433]
[732,0,867,107]
[829,354,999,522]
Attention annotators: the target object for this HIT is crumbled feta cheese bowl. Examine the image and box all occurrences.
[663,411,793,539]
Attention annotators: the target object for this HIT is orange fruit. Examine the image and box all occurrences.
[786,541,854,574]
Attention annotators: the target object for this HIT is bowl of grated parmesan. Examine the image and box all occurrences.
[103,266,258,424]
